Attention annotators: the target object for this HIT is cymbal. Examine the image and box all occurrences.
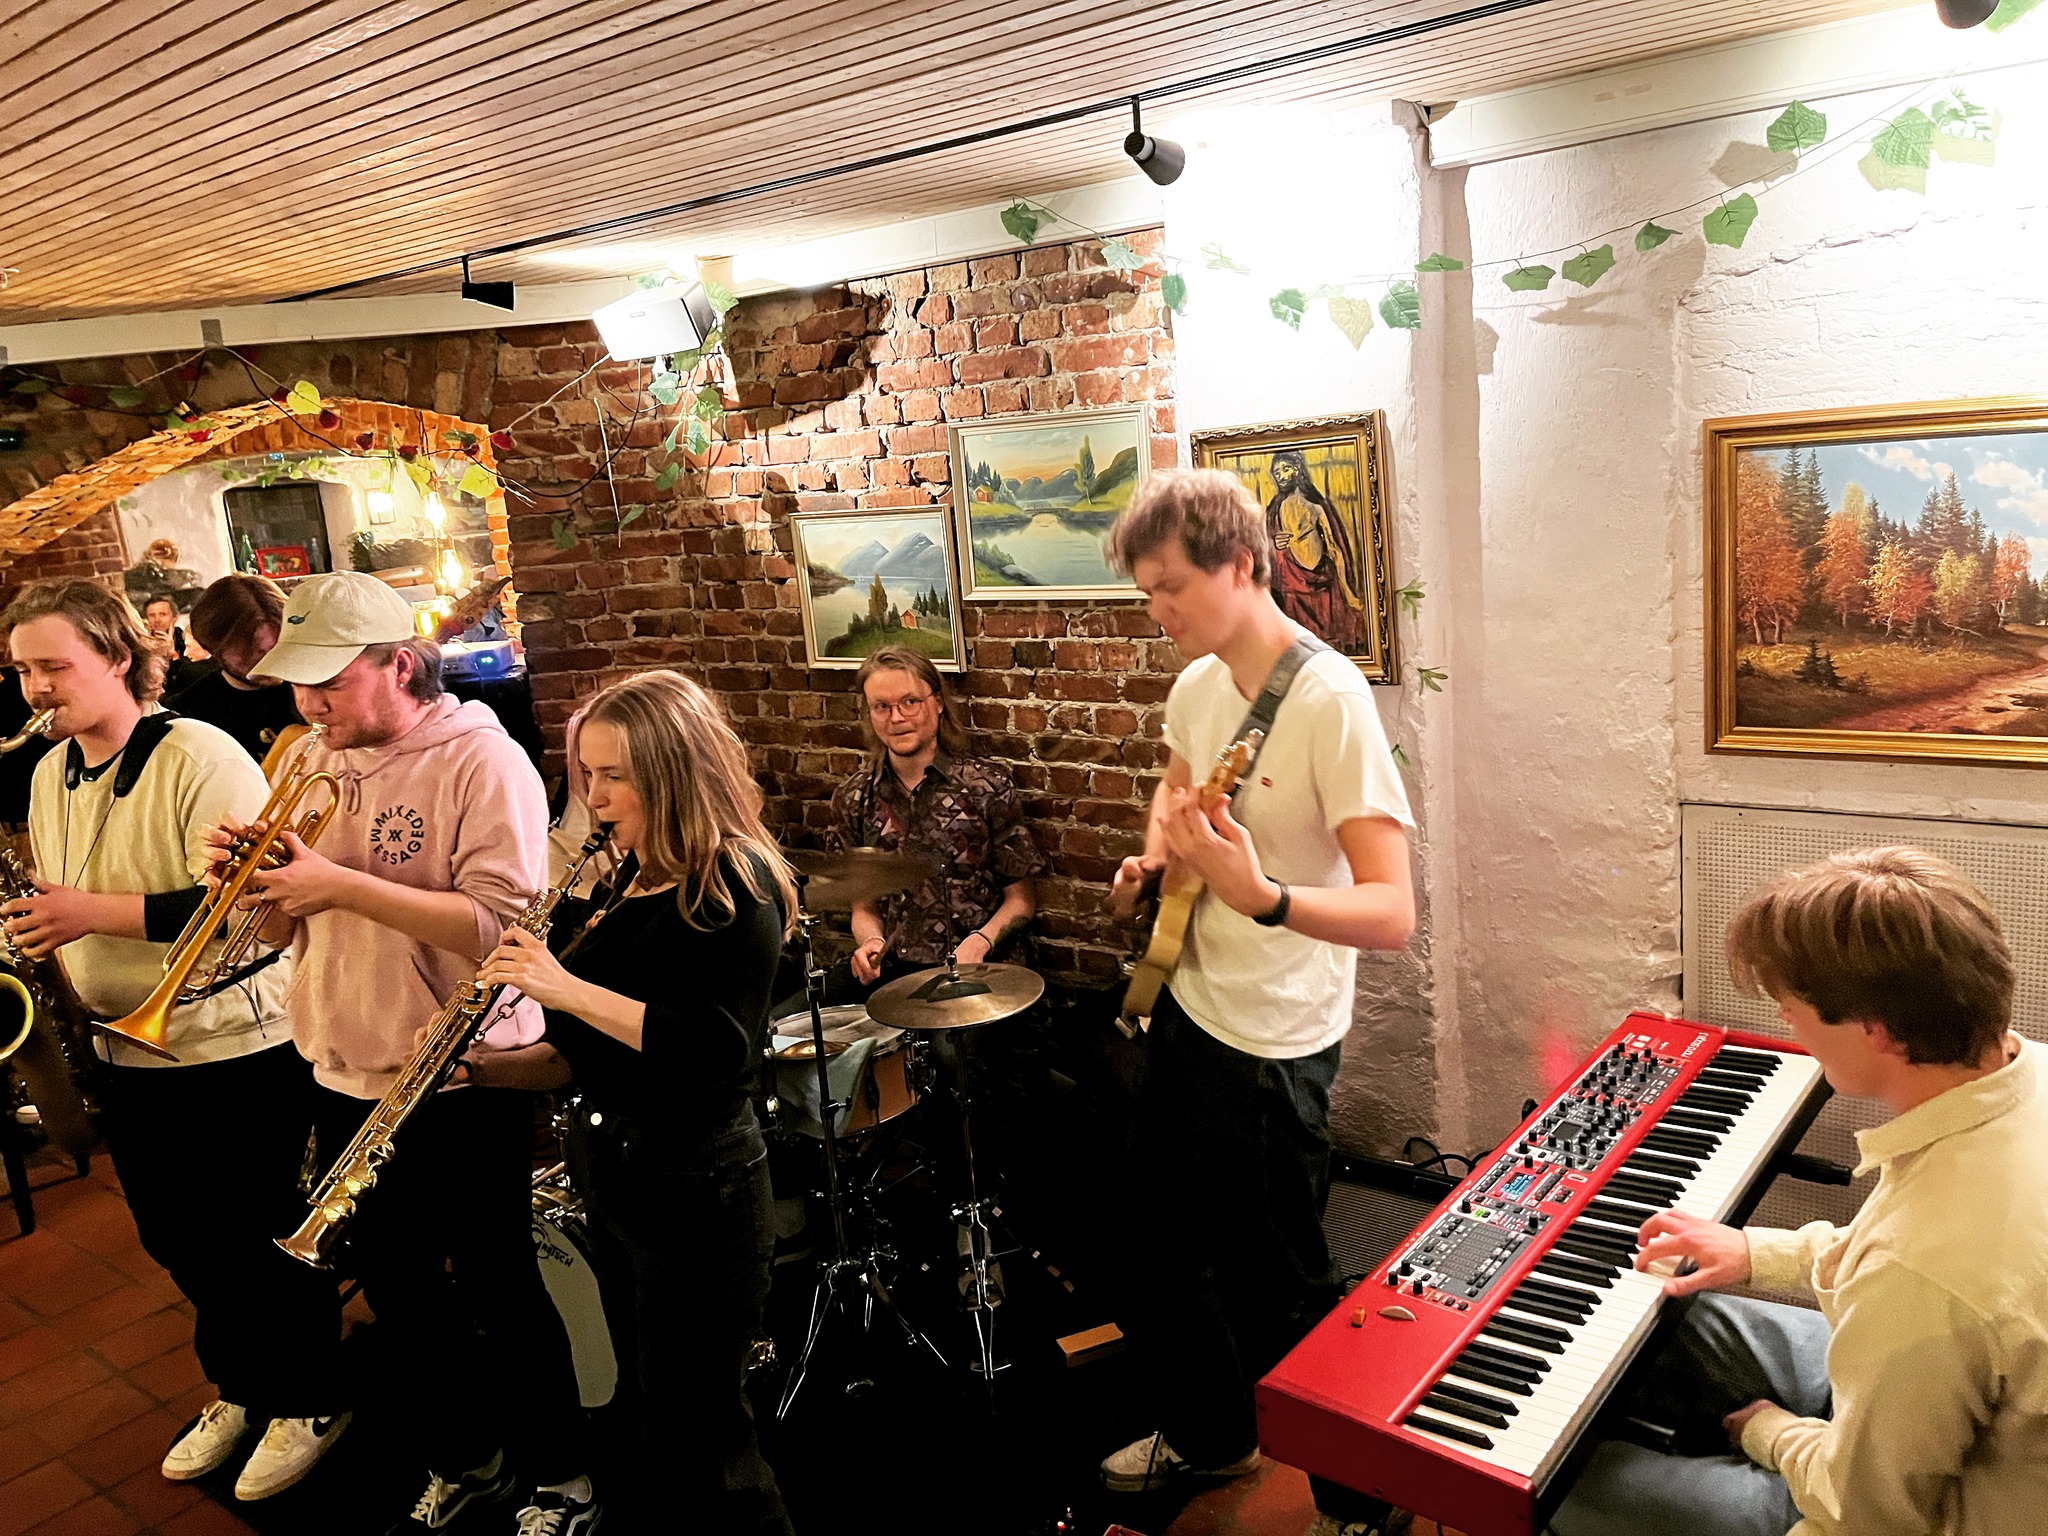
[866,962,1045,1031]
[788,846,937,910]
[772,1038,849,1061]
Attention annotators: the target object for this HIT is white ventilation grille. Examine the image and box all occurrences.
[1681,802,2048,1246]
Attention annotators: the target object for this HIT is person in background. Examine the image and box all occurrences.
[476,671,797,1535]
[144,595,209,696]
[165,574,303,764]
[1549,846,2048,1536]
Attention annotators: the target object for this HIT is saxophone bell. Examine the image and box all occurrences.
[0,709,57,755]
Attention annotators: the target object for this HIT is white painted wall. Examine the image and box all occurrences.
[1162,45,2048,1162]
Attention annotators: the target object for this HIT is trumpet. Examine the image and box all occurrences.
[99,728,340,1062]
[0,709,56,754]
[277,826,614,1269]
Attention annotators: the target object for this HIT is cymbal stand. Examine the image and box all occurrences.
[950,1048,1010,1384]
[776,877,946,1420]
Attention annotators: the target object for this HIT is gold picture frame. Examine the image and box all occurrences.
[1706,397,2048,764]
[1191,411,1398,684]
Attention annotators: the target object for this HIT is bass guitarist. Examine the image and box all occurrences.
[1099,469,1416,1505]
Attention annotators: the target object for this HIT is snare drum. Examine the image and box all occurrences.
[531,1181,619,1409]
[770,1003,919,1138]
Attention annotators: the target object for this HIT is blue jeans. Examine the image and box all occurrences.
[1547,1294,1832,1536]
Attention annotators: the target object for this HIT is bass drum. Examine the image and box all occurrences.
[532,1190,619,1409]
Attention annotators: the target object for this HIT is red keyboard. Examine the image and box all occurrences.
[1257,1012,1829,1536]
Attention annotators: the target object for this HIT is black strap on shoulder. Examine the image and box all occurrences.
[112,711,179,798]
[1227,635,1329,801]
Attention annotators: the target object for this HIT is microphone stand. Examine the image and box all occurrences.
[776,873,946,1420]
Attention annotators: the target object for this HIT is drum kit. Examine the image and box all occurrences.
[770,846,1045,1412]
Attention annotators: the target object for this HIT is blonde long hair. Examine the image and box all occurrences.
[569,670,797,935]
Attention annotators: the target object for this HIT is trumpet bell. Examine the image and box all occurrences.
[95,988,181,1062]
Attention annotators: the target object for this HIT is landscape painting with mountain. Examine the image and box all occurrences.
[950,407,1146,599]
[1717,418,2048,756]
[792,510,964,670]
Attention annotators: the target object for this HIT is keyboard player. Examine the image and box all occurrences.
[1550,846,2048,1536]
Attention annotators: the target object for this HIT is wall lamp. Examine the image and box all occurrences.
[460,256,517,311]
[1123,98,1185,186]
[1934,0,1999,25]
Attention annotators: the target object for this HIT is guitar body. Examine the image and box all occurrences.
[1119,731,1263,1028]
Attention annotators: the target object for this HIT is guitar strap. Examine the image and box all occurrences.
[1226,632,1329,802]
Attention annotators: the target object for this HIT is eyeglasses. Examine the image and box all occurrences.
[868,694,934,720]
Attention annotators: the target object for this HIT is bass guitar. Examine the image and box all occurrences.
[1118,731,1262,1031]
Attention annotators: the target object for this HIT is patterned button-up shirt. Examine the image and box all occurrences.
[828,750,1047,968]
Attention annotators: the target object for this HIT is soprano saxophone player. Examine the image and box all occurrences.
[474,671,797,1535]
[211,571,600,1535]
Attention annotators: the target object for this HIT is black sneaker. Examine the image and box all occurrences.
[388,1457,516,1532]
[514,1485,603,1534]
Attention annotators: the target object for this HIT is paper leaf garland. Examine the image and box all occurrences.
[1702,194,1759,248]
[1327,295,1375,348]
[1269,288,1306,329]
[1379,281,1421,331]
[1100,238,1145,272]
[1766,101,1828,154]
[1001,201,1045,245]
[1635,221,1678,251]
[1873,108,1935,170]
[1161,272,1187,314]
[286,380,323,414]
[1415,253,1466,272]
[1503,265,1555,292]
[457,464,495,499]
[1561,244,1616,288]
[1202,243,1249,273]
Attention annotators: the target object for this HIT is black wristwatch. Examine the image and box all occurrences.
[1252,880,1291,928]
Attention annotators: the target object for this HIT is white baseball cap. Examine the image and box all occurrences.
[250,571,419,685]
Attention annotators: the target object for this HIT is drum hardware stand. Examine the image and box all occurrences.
[776,877,947,1421]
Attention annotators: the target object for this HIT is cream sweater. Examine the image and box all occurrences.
[1741,1036,2048,1536]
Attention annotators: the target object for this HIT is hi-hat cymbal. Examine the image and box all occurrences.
[788,847,937,910]
[867,962,1045,1031]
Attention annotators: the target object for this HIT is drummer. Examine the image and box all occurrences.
[828,646,1045,989]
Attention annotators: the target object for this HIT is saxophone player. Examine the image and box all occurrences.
[214,571,598,1534]
[0,580,344,1498]
[474,672,798,1535]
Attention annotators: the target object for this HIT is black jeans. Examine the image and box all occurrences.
[308,1082,586,1483]
[1126,990,1343,1466]
[100,1043,346,1416]
[567,1103,792,1536]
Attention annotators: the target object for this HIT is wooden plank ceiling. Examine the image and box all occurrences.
[0,0,1907,323]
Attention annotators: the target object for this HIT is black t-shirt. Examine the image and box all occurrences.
[163,671,303,764]
[545,853,786,1147]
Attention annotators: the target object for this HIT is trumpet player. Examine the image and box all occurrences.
[217,571,598,1535]
[0,580,345,1499]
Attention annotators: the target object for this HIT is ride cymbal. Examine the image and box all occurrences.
[866,962,1045,1031]
[788,847,937,910]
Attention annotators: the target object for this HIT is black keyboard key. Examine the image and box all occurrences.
[1695,1068,1766,1093]
[1463,1339,1549,1376]
[1713,1047,1782,1074]
[1483,1319,1566,1355]
[1553,1231,1634,1267]
[1503,1293,1585,1325]
[1517,1275,1599,1309]
[1625,1150,1699,1179]
[1422,1392,1511,1429]
[1536,1253,1613,1289]
[1584,1196,1657,1229]
[1661,1109,1733,1136]
[1407,1410,1492,1449]
[1445,1362,1535,1396]
[1431,1379,1520,1416]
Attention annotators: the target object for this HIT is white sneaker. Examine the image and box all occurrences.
[1099,1430,1261,1493]
[161,1400,250,1480]
[389,1455,516,1531]
[233,1412,352,1500]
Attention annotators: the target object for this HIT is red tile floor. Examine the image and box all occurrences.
[2,1149,1462,1536]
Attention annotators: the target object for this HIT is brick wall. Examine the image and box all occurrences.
[0,234,1182,982]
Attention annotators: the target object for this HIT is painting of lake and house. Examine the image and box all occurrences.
[950,407,1147,600]
[792,510,965,670]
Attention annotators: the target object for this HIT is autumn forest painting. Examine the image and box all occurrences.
[1727,424,2048,746]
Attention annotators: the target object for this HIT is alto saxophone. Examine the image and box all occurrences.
[276,827,614,1268]
[0,848,101,1156]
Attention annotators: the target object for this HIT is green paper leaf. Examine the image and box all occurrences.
[663,420,684,453]
[1327,295,1375,349]
[633,270,666,290]
[654,463,680,492]
[1416,665,1449,693]
[1933,107,2000,166]
[108,385,146,408]
[405,460,432,493]
[1766,101,1828,154]
[1379,281,1421,331]
[1000,200,1044,245]
[1561,244,1616,288]
[1100,238,1144,272]
[649,374,681,407]
[286,380,323,414]
[1635,221,1678,251]
[1502,264,1555,292]
[1703,193,1759,248]
[702,279,737,316]
[1987,0,2043,32]
[686,417,711,457]
[551,518,577,550]
[692,384,724,421]
[457,463,496,499]
[1859,148,1927,194]
[1389,742,1410,769]
[618,505,645,529]
[1268,288,1306,329]
[1873,108,1935,170]
[1414,252,1465,272]
[1305,283,1344,302]
[11,377,49,395]
[1201,242,1249,273]
[1395,578,1426,620]
[1160,272,1187,314]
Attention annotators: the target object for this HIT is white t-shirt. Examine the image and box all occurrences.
[29,715,293,1069]
[1161,648,1414,1059]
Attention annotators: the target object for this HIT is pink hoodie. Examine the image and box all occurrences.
[286,696,549,1098]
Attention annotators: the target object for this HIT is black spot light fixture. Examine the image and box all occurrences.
[460,255,517,311]
[1123,98,1185,186]
[1934,0,1999,25]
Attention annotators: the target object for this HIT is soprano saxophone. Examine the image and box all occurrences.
[276,826,614,1268]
